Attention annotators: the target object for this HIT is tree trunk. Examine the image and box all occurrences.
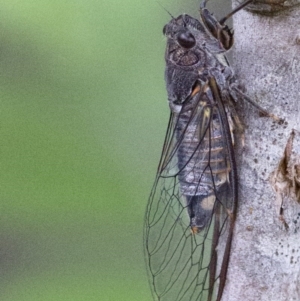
[223,2,300,300]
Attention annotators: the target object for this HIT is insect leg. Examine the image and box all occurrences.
[219,0,254,25]
[231,86,283,122]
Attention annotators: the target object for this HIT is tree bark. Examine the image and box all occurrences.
[223,2,300,300]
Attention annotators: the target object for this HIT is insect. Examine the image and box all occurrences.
[143,0,272,300]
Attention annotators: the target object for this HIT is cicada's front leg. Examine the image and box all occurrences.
[200,0,254,50]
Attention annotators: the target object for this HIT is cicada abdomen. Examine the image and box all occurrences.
[175,93,235,234]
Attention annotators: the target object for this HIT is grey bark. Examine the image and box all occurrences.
[223,2,300,301]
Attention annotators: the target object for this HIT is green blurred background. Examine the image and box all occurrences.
[0,0,229,300]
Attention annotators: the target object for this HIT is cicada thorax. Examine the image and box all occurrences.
[175,97,232,233]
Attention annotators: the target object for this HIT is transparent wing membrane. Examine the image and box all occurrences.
[144,82,236,301]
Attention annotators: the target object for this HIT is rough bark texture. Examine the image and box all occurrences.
[223,2,300,301]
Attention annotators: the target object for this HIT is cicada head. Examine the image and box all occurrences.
[163,14,225,108]
[163,14,228,59]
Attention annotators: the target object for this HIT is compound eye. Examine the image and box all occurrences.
[177,31,196,48]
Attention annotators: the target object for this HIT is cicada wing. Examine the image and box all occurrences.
[144,83,237,301]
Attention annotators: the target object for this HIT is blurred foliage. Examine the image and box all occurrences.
[0,0,229,300]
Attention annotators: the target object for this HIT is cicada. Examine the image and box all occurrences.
[144,1,262,301]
